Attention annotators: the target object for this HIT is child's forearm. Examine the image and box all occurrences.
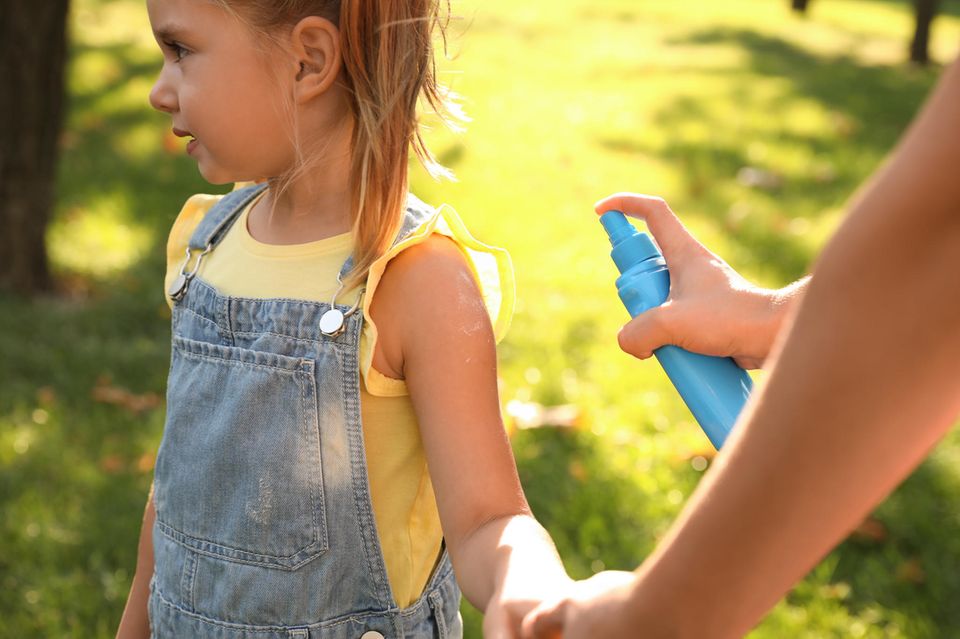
[116,487,155,639]
[452,514,569,615]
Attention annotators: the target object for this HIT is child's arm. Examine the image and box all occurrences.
[371,236,571,637]
[593,192,810,369]
[115,484,155,639]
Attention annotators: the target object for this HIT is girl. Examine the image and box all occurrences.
[115,0,570,637]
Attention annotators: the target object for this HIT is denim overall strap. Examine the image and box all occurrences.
[396,194,436,244]
[188,183,268,251]
[334,193,442,283]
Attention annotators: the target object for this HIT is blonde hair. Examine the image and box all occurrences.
[216,0,460,291]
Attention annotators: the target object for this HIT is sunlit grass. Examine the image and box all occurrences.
[47,193,152,277]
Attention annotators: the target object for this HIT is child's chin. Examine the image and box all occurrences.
[197,165,245,186]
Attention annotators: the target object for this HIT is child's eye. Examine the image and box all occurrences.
[163,40,189,62]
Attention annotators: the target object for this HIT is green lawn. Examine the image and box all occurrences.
[2,0,960,636]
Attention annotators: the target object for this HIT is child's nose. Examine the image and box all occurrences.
[149,68,178,114]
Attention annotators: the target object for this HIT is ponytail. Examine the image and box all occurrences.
[338,0,456,290]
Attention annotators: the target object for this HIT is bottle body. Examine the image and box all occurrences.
[616,258,752,448]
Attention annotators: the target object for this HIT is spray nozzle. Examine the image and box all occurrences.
[599,210,662,274]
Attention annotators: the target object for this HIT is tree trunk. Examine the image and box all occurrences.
[791,0,811,13]
[0,0,70,295]
[910,0,939,65]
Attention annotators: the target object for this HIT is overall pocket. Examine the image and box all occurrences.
[155,335,328,570]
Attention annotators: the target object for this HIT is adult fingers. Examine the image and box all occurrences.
[617,305,673,360]
[594,192,704,264]
[520,601,565,639]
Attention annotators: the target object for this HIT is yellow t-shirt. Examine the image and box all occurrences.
[163,191,514,607]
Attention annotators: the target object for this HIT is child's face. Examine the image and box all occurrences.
[147,0,296,184]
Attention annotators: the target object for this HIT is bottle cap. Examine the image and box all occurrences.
[599,210,662,274]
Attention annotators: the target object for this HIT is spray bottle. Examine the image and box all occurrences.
[599,210,752,448]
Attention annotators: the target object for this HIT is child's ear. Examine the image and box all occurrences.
[290,16,342,103]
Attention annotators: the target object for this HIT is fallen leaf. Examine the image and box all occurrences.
[896,558,925,585]
[676,445,717,463]
[568,460,587,482]
[136,453,155,473]
[851,516,888,544]
[99,455,125,474]
[36,386,57,406]
[92,377,162,414]
[819,582,851,600]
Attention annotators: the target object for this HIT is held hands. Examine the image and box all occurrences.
[482,570,575,639]
[519,571,640,639]
[597,193,805,369]
[483,194,810,637]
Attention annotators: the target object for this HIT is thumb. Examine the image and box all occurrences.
[594,193,705,266]
[521,600,565,639]
[617,305,673,360]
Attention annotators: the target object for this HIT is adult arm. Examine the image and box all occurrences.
[525,57,960,638]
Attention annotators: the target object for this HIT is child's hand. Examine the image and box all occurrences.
[519,570,640,639]
[595,193,808,369]
[482,569,574,639]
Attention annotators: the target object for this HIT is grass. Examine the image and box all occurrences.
[2,0,959,636]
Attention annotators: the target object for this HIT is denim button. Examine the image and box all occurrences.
[360,632,385,639]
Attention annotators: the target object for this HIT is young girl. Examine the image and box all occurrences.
[115,1,570,637]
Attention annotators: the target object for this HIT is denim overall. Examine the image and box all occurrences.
[149,184,463,638]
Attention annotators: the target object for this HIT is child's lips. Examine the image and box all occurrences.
[172,127,198,154]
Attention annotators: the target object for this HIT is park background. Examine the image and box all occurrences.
[2,0,960,636]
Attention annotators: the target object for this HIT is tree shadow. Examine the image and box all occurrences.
[866,0,960,20]
[596,27,942,282]
[0,30,202,632]
[514,427,665,575]
[671,27,938,131]
[58,39,227,273]
[0,289,167,635]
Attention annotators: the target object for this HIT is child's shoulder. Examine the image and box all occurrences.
[366,198,515,349]
[380,233,473,298]
[369,231,491,380]
[394,198,516,343]
[374,208,481,325]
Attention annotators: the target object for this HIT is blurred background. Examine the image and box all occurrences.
[2,0,960,636]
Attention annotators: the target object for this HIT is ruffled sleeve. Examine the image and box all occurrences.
[163,194,223,307]
[359,203,515,397]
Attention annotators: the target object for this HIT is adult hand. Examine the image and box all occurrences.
[596,193,807,369]
[520,571,639,639]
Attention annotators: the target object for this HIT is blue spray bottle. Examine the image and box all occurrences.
[599,210,753,449]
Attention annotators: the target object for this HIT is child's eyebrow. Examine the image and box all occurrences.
[152,23,190,42]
